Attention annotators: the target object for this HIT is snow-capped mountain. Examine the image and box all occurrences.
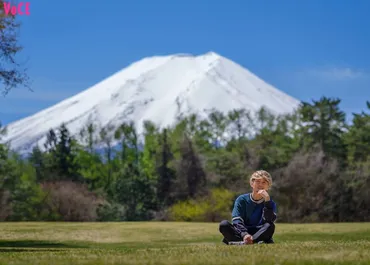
[2,51,301,153]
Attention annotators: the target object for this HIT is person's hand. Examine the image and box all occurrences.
[243,234,253,244]
[258,189,270,201]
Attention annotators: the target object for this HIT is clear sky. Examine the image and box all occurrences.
[1,0,369,125]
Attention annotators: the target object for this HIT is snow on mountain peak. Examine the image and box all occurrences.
[2,51,301,153]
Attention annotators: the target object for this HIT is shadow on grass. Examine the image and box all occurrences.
[0,248,65,253]
[0,240,88,252]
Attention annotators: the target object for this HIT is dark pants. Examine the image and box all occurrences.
[219,220,275,244]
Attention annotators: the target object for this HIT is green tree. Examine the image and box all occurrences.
[42,124,81,181]
[344,101,370,164]
[113,121,156,220]
[299,97,347,162]
[97,124,116,193]
[28,146,48,182]
[177,134,207,199]
[141,121,160,184]
[75,122,105,189]
[156,128,176,207]
[55,124,81,181]
[207,109,229,148]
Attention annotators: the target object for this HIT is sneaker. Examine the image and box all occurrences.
[228,241,246,245]
[265,238,274,244]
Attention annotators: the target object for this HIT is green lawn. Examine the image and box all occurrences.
[1,222,370,265]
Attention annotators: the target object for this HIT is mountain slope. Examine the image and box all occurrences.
[2,51,301,153]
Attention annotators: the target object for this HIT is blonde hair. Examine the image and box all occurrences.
[250,170,272,188]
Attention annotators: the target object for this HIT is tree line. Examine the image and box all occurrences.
[0,97,369,223]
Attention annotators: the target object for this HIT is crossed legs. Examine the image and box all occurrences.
[219,220,275,244]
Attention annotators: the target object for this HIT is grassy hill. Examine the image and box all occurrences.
[1,222,370,264]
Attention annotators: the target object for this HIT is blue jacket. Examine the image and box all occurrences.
[231,193,277,238]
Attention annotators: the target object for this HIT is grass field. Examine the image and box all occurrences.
[1,222,370,265]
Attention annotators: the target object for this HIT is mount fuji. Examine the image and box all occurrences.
[1,51,301,153]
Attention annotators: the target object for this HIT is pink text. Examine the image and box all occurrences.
[3,2,30,16]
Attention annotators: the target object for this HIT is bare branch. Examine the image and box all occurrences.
[0,0,30,96]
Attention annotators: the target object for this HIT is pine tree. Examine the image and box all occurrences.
[344,101,370,164]
[157,128,176,206]
[299,96,347,162]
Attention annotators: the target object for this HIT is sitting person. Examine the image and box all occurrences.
[219,170,277,244]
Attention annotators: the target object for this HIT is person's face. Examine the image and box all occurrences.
[251,178,269,192]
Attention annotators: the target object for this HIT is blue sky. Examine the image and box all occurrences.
[1,0,369,125]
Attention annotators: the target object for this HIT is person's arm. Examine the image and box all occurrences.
[231,196,250,238]
[263,200,277,223]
